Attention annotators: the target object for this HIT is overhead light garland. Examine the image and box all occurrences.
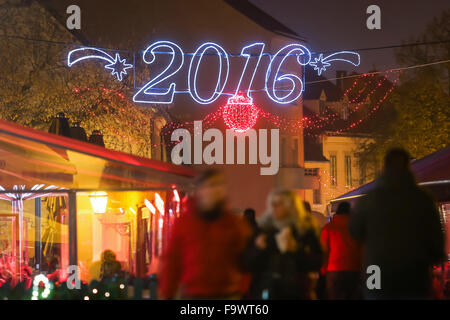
[70,69,400,152]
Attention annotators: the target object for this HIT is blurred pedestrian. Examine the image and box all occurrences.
[303,201,328,229]
[246,189,322,299]
[321,201,362,299]
[349,148,446,299]
[100,250,122,280]
[243,208,259,235]
[158,169,251,299]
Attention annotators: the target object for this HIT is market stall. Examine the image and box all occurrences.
[0,119,195,284]
[329,146,450,282]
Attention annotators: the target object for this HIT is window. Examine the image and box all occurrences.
[281,137,287,166]
[359,161,366,185]
[293,138,299,166]
[330,155,337,186]
[342,103,349,120]
[345,155,352,187]
[319,100,326,114]
[313,188,321,204]
[305,168,318,176]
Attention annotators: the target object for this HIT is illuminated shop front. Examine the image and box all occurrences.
[0,120,194,284]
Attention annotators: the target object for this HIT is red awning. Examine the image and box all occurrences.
[0,119,195,191]
[331,146,450,204]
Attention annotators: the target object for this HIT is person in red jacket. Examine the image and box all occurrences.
[321,202,362,299]
[158,169,251,299]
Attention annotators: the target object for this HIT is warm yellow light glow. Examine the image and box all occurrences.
[155,192,165,216]
[144,199,156,215]
[89,191,108,214]
[129,207,136,215]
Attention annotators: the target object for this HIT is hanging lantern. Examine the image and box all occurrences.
[89,130,105,147]
[70,122,88,142]
[48,112,71,137]
[222,94,259,132]
[89,191,108,214]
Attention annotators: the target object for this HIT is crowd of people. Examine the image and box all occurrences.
[0,148,446,300]
[159,148,447,300]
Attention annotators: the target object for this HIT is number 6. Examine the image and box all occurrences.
[265,44,311,104]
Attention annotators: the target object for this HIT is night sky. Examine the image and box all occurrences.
[250,0,450,74]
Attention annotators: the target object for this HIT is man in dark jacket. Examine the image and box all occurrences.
[158,169,250,299]
[349,148,445,299]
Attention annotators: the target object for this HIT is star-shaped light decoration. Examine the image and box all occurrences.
[105,53,133,81]
[309,54,331,76]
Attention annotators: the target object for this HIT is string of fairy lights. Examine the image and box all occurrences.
[70,68,400,148]
[4,33,448,149]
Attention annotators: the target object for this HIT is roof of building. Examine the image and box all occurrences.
[36,0,89,45]
[303,66,343,101]
[304,135,328,162]
[331,145,450,203]
[224,0,306,41]
[0,120,195,191]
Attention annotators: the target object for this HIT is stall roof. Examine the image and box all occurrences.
[0,120,195,192]
[331,146,450,203]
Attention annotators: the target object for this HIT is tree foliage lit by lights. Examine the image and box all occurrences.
[0,0,160,157]
[361,9,450,163]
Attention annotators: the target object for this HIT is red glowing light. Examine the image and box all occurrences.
[222,94,259,132]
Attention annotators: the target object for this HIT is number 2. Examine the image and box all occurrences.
[133,41,184,104]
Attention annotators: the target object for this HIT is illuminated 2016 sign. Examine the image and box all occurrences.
[67,41,360,105]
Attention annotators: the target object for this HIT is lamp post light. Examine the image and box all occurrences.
[89,191,108,214]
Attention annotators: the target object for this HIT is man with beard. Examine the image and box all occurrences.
[159,169,251,299]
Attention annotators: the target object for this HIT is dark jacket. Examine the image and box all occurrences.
[245,225,322,299]
[349,174,445,299]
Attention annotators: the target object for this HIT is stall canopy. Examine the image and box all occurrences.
[0,119,196,192]
[330,146,450,211]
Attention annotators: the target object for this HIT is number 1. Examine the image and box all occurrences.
[234,43,265,100]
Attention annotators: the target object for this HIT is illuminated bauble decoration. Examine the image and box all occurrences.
[31,274,52,300]
[222,94,259,132]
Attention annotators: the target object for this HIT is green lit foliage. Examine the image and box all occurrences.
[0,0,160,158]
[363,9,450,163]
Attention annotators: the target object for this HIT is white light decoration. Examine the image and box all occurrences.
[155,193,165,216]
[133,41,184,104]
[89,191,108,214]
[144,199,156,215]
[173,189,180,203]
[68,42,360,105]
[0,184,64,281]
[67,47,132,81]
[31,274,52,300]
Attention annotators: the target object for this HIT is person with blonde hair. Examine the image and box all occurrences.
[245,189,322,299]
